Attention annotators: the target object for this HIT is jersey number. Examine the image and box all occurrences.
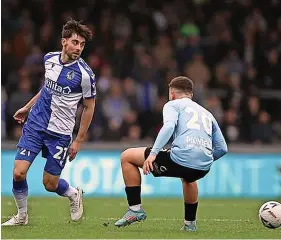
[54,146,68,160]
[19,148,31,156]
[185,107,212,135]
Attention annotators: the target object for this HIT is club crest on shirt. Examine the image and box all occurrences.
[66,70,75,80]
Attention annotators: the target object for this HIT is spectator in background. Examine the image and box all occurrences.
[2,41,17,86]
[242,65,259,92]
[97,65,113,101]
[263,48,281,89]
[102,80,130,128]
[139,96,166,140]
[12,125,23,141]
[39,20,56,53]
[123,78,138,110]
[152,34,173,71]
[223,49,244,75]
[132,51,159,112]
[120,110,141,142]
[184,51,210,106]
[6,75,33,139]
[222,108,240,143]
[206,95,224,125]
[176,22,201,72]
[1,88,7,139]
[103,119,122,141]
[250,111,273,144]
[241,96,260,142]
[1,0,281,143]
[12,11,34,61]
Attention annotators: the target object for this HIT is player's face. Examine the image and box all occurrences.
[62,34,86,60]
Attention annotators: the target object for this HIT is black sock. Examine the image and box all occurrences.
[185,202,198,221]
[125,186,141,206]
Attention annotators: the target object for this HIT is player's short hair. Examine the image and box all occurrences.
[62,19,93,41]
[169,76,194,93]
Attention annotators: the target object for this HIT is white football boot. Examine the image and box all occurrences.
[2,213,28,226]
[69,187,83,221]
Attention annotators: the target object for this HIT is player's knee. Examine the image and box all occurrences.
[13,168,27,181]
[43,179,58,192]
[121,149,132,165]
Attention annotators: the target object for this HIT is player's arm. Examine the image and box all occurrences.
[13,90,42,123]
[75,98,95,143]
[143,103,178,174]
[68,98,95,161]
[150,103,179,156]
[212,118,228,161]
[68,70,96,161]
[23,90,42,110]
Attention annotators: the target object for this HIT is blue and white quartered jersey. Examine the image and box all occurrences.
[150,98,227,171]
[28,52,96,135]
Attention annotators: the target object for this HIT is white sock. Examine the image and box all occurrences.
[63,185,78,200]
[13,195,27,217]
[184,220,196,225]
[129,204,141,211]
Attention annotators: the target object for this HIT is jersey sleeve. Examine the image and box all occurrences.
[163,101,179,125]
[43,52,60,64]
[81,71,96,99]
[212,118,228,160]
[150,102,177,156]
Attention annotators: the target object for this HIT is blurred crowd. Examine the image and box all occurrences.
[2,0,281,143]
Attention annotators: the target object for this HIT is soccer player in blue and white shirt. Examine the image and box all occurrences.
[115,76,228,231]
[2,20,96,226]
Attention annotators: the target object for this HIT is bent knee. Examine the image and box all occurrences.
[13,168,27,181]
[121,149,133,164]
[43,179,58,192]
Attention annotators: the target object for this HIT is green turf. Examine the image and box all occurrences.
[1,197,281,239]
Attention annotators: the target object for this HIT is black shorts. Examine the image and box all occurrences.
[144,147,209,183]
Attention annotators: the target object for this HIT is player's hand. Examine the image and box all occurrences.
[13,107,30,124]
[143,155,156,175]
[68,140,81,162]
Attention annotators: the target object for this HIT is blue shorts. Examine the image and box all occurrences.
[15,124,72,176]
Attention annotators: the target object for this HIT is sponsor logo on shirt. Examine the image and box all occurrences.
[186,136,212,150]
[45,78,71,95]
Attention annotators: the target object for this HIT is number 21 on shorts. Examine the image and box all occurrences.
[53,146,68,166]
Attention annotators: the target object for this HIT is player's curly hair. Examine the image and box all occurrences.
[62,19,93,41]
[169,76,194,93]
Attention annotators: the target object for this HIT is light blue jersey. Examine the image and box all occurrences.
[150,98,227,171]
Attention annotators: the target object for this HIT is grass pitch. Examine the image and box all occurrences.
[1,197,281,239]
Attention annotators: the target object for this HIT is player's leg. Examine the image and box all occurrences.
[2,150,39,226]
[2,125,42,226]
[42,170,83,221]
[2,159,31,226]
[181,180,198,231]
[115,147,147,227]
[180,168,209,231]
[42,134,83,221]
[121,147,147,206]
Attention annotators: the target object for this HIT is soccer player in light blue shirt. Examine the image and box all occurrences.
[115,76,227,231]
[2,20,96,226]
